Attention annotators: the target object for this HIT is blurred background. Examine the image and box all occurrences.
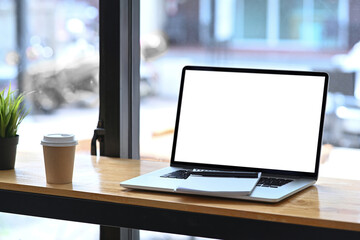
[1,0,360,239]
[1,0,360,158]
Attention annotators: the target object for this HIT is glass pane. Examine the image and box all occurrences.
[16,0,99,153]
[243,0,267,39]
[0,0,16,89]
[0,0,99,237]
[314,0,339,48]
[280,0,303,40]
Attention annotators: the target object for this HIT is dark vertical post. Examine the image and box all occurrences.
[100,226,120,239]
[93,0,140,158]
[210,0,216,42]
[96,0,140,238]
[15,0,27,92]
[96,0,121,157]
[119,0,140,159]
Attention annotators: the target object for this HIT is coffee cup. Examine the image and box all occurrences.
[41,134,78,184]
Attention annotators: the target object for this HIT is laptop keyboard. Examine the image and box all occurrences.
[161,170,191,179]
[256,177,293,188]
[161,170,293,188]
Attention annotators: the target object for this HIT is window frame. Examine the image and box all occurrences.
[95,0,140,159]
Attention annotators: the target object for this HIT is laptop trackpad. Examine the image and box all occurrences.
[175,173,261,197]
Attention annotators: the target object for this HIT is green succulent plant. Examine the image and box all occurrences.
[0,83,29,138]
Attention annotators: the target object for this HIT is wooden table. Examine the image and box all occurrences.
[0,152,360,239]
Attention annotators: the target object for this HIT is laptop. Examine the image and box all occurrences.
[121,65,328,202]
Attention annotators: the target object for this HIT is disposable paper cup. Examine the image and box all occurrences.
[41,134,78,184]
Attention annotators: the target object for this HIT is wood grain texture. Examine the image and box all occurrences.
[0,151,359,232]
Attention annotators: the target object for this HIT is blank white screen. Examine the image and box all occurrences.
[174,69,326,173]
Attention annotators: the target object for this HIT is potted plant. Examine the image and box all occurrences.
[0,83,29,170]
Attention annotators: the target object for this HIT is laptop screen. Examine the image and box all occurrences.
[171,66,328,177]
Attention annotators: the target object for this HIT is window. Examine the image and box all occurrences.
[279,0,303,40]
[4,0,100,154]
[0,0,100,238]
[243,0,267,39]
[139,0,360,161]
[232,0,347,49]
[0,0,16,89]
[1,0,360,238]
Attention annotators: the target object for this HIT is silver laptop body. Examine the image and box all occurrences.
[121,66,328,203]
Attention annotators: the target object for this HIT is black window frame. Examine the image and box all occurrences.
[95,0,140,238]
[92,0,140,159]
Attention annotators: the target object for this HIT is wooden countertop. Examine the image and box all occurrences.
[0,151,359,232]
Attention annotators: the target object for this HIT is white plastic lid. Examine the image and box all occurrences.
[41,134,78,147]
